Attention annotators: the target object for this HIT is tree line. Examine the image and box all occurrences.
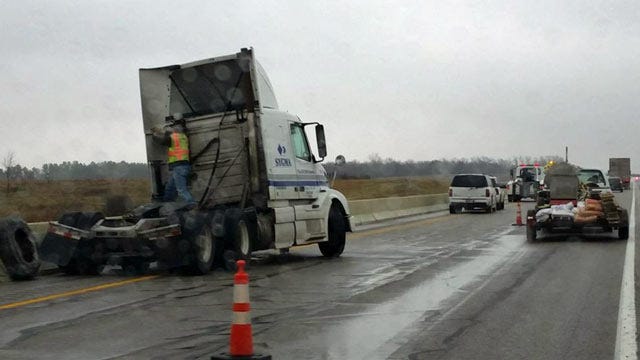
[1,157,149,183]
[325,154,564,182]
[1,152,562,185]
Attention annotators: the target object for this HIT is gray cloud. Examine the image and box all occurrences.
[1,1,639,171]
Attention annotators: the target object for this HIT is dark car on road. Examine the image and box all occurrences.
[609,176,623,192]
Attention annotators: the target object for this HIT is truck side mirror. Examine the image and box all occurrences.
[315,125,327,160]
[510,169,514,178]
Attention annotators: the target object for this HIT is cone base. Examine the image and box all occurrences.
[211,353,272,360]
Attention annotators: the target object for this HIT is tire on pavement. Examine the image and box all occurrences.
[318,205,346,258]
[0,217,41,280]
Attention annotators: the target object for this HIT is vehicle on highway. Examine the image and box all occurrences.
[448,174,497,214]
[490,176,506,210]
[507,164,545,202]
[608,176,623,192]
[39,48,353,275]
[527,162,628,242]
[609,158,631,189]
[577,168,611,195]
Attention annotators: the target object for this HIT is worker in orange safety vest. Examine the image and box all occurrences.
[152,114,196,205]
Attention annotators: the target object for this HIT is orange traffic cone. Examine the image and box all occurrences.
[512,201,524,226]
[212,260,271,360]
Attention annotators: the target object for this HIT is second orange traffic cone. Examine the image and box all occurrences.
[512,201,524,226]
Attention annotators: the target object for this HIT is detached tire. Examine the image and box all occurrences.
[319,206,346,258]
[0,217,41,280]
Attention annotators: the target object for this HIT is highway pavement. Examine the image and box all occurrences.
[0,188,636,359]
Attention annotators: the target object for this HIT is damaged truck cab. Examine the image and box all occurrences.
[40,48,353,275]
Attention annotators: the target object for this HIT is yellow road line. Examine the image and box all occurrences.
[0,275,159,311]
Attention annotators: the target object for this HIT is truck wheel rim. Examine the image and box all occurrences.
[196,228,212,263]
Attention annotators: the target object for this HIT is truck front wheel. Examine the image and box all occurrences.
[319,206,346,258]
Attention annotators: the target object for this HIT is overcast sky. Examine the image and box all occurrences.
[2,1,639,171]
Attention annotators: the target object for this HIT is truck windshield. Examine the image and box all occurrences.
[577,170,605,184]
[519,167,536,180]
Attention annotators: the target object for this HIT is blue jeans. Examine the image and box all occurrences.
[163,163,196,204]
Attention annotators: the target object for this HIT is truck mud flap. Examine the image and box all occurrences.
[39,233,79,266]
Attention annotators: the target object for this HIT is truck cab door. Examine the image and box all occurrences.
[289,122,326,199]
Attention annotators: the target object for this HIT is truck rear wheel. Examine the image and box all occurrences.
[53,212,104,275]
[319,206,346,258]
[0,217,41,280]
[224,209,254,261]
[180,211,214,275]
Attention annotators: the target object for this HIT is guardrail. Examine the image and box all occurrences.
[1,194,449,281]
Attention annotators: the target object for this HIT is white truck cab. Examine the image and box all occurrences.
[40,48,353,275]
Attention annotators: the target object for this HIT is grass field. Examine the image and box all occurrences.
[0,176,450,222]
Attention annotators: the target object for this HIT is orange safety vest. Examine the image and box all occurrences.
[167,132,190,163]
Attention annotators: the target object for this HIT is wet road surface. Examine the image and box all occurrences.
[0,189,635,359]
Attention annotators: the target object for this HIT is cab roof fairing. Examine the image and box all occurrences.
[139,48,278,130]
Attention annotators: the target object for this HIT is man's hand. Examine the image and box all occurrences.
[151,126,164,135]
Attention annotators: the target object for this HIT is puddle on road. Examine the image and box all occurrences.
[277,230,525,360]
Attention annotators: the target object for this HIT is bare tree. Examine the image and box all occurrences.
[2,151,16,194]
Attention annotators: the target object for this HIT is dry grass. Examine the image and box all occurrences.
[0,179,151,222]
[333,176,450,200]
[0,176,450,221]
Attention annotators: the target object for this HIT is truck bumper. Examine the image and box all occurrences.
[39,223,183,267]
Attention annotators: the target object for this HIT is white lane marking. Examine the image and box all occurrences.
[615,183,637,360]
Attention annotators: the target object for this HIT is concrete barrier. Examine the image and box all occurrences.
[349,193,448,226]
